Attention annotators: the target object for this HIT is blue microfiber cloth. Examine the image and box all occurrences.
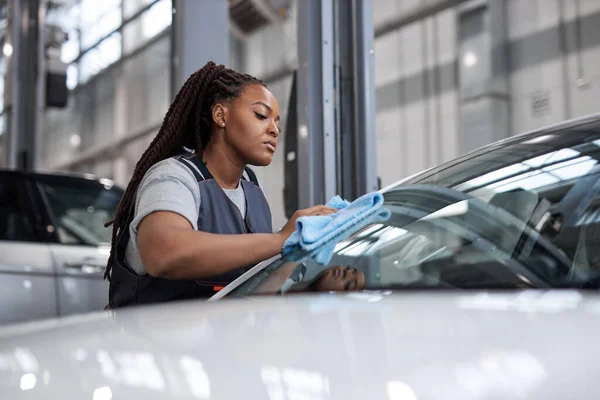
[282,192,391,265]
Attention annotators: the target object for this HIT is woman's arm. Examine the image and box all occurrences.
[138,211,286,279]
[138,204,336,280]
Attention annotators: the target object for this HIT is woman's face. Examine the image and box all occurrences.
[221,84,281,167]
[314,266,366,292]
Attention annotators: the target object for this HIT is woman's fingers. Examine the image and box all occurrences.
[302,205,339,216]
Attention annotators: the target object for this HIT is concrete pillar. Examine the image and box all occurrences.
[171,0,229,93]
[294,0,377,209]
[295,0,337,208]
[458,0,510,153]
[4,0,42,170]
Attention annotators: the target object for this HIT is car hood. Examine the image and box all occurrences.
[0,290,599,399]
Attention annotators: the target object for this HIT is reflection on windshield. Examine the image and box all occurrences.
[230,127,600,297]
[457,147,597,193]
[41,182,121,246]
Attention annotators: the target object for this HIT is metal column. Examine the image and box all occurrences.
[35,0,47,171]
[171,0,229,94]
[4,0,42,170]
[295,0,377,208]
[296,0,337,209]
[350,0,378,197]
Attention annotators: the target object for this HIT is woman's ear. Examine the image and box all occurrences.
[212,103,227,128]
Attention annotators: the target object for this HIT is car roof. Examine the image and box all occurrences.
[0,291,598,399]
[0,168,122,190]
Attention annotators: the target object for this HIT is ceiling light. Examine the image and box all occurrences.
[3,43,13,57]
[463,51,478,67]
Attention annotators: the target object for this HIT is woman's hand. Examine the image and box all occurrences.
[276,205,338,245]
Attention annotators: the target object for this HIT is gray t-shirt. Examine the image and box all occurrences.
[125,157,256,276]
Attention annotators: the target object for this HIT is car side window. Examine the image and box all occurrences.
[0,176,38,242]
[39,179,121,247]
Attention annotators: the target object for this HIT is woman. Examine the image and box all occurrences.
[105,62,336,308]
[293,265,365,293]
[254,262,365,295]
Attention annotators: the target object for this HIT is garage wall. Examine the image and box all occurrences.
[41,34,171,185]
[373,1,460,187]
[36,0,600,231]
[508,0,600,133]
[372,0,600,188]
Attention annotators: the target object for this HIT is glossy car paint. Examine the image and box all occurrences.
[0,291,598,399]
[49,244,111,315]
[0,242,57,325]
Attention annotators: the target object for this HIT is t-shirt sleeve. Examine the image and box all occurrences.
[130,159,201,234]
[124,159,201,276]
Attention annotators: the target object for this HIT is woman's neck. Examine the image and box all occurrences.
[200,144,244,189]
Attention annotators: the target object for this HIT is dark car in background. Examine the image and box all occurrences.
[0,170,122,325]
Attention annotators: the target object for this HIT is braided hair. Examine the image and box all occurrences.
[104,61,265,280]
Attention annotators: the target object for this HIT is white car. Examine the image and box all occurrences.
[0,291,598,399]
[3,114,600,398]
[213,113,600,300]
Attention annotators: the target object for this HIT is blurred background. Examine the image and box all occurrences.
[0,0,599,231]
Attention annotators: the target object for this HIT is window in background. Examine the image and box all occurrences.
[51,0,173,88]
[61,29,80,64]
[79,32,122,84]
[123,0,155,18]
[123,0,172,54]
[80,0,122,50]
[66,64,79,90]
[142,0,172,39]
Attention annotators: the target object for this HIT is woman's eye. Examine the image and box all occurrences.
[254,112,267,120]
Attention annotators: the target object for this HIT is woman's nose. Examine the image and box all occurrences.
[269,121,279,137]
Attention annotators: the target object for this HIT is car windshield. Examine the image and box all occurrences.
[228,122,600,297]
[40,178,122,246]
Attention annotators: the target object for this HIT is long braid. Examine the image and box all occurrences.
[104,62,265,280]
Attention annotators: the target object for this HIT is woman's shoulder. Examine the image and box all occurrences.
[137,155,201,195]
[144,155,198,181]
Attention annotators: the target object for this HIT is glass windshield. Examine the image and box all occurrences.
[40,178,122,246]
[229,123,600,297]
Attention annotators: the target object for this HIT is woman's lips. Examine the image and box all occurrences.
[265,141,277,152]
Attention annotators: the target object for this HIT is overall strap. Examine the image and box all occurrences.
[175,153,206,182]
[175,153,260,187]
[243,166,259,186]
